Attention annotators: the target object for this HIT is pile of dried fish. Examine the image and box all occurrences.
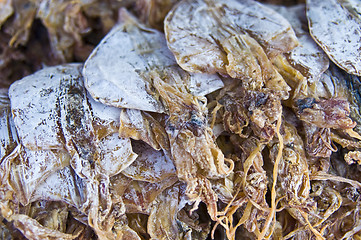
[1,0,361,239]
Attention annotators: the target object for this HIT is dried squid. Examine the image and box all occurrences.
[1,0,361,239]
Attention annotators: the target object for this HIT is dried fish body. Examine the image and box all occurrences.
[153,75,233,219]
[306,0,361,76]
[7,63,147,239]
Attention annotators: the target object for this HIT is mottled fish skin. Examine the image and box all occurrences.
[83,9,223,113]
[306,0,361,76]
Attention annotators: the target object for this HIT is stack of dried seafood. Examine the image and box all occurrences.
[1,0,361,239]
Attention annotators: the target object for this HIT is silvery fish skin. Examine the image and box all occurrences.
[306,0,361,76]
[83,9,224,113]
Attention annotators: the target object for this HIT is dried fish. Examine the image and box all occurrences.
[306,0,361,76]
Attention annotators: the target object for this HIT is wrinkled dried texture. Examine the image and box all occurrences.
[239,137,268,207]
[7,64,144,239]
[122,177,178,214]
[0,0,129,88]
[260,0,305,4]
[88,93,121,140]
[304,124,334,158]
[314,64,361,136]
[344,150,361,165]
[165,0,297,97]
[153,74,232,220]
[269,122,311,218]
[8,146,71,206]
[126,213,149,240]
[211,80,283,141]
[11,214,80,240]
[3,0,37,47]
[147,182,210,240]
[306,0,361,76]
[83,9,223,112]
[30,166,86,209]
[270,4,329,86]
[119,109,169,151]
[35,0,90,62]
[9,64,82,151]
[122,141,176,183]
[0,89,18,161]
[296,97,356,129]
